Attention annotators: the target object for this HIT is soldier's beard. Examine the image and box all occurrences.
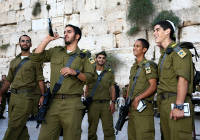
[65,41,71,45]
[20,47,30,52]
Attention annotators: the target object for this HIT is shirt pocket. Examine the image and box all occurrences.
[162,61,174,79]
[51,57,63,74]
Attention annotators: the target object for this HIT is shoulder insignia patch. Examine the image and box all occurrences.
[145,66,151,74]
[144,62,151,74]
[173,46,187,58]
[177,49,186,58]
[108,68,112,72]
[89,57,95,64]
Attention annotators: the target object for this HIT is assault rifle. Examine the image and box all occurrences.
[115,97,131,135]
[36,83,61,128]
[48,18,54,37]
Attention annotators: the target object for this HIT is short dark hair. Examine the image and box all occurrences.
[19,35,31,43]
[153,20,176,41]
[65,24,82,41]
[95,51,107,58]
[137,38,149,50]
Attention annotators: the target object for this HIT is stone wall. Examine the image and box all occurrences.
[0,0,200,87]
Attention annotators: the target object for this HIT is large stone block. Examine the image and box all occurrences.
[0,0,10,13]
[107,19,127,35]
[73,0,84,13]
[16,20,32,32]
[56,1,64,17]
[105,8,126,22]
[48,2,57,17]
[170,0,197,10]
[80,9,105,24]
[7,11,17,24]
[22,0,31,9]
[176,7,200,24]
[180,25,200,43]
[95,34,115,50]
[115,33,130,48]
[0,25,17,36]
[24,7,32,21]
[64,14,80,27]
[32,18,48,31]
[64,0,73,14]
[84,0,96,11]
[81,22,108,36]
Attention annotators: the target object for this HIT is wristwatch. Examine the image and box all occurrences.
[75,69,80,77]
[174,104,184,110]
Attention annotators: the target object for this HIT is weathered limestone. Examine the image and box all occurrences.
[0,0,199,86]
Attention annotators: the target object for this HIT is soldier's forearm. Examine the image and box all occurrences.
[176,76,188,104]
[110,85,116,101]
[38,80,45,95]
[0,80,10,96]
[77,73,86,82]
[35,36,51,53]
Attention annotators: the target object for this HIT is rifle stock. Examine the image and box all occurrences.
[115,97,131,135]
[36,83,61,128]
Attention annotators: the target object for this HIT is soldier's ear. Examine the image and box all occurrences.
[75,34,80,40]
[143,47,147,53]
[165,28,171,35]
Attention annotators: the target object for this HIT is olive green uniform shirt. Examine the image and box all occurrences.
[157,43,194,95]
[31,46,94,95]
[6,54,44,90]
[87,67,114,100]
[127,58,158,101]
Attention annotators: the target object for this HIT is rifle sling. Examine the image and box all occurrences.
[89,70,106,98]
[128,67,142,99]
[52,53,77,94]
[14,57,30,78]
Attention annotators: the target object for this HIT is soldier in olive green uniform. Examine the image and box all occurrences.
[0,75,7,119]
[0,35,45,140]
[153,20,194,140]
[32,24,94,140]
[85,51,115,140]
[127,39,158,140]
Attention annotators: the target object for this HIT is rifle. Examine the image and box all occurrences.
[48,18,64,38]
[48,18,54,37]
[82,96,93,116]
[36,83,61,128]
[115,97,131,135]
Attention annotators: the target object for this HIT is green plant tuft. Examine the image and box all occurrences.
[127,0,154,35]
[127,26,139,35]
[152,10,181,27]
[0,43,10,50]
[32,2,41,17]
[46,4,51,11]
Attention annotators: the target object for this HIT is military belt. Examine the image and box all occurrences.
[93,100,110,103]
[11,88,34,94]
[160,92,191,100]
[54,94,81,99]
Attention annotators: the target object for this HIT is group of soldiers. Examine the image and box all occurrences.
[0,20,195,140]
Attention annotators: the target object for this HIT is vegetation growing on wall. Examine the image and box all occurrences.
[0,44,10,50]
[127,0,154,35]
[32,2,41,16]
[152,10,181,27]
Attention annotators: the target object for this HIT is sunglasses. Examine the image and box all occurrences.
[20,40,31,43]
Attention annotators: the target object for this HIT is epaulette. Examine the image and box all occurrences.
[80,49,95,64]
[166,43,187,58]
[143,60,157,74]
